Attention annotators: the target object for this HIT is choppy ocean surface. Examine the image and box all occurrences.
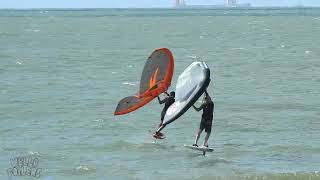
[1,8,320,180]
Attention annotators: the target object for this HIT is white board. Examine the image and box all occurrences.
[184,145,214,152]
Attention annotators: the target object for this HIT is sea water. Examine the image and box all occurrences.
[1,8,320,179]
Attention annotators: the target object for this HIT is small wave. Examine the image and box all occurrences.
[247,20,261,25]
[231,47,247,50]
[187,55,200,60]
[223,143,242,147]
[92,119,103,122]
[136,142,175,151]
[198,172,320,180]
[16,58,24,65]
[58,166,96,176]
[107,140,173,152]
[27,151,40,156]
[197,158,231,167]
[122,82,137,86]
[25,29,40,33]
[240,172,320,180]
[236,127,263,133]
[76,166,90,171]
[74,165,96,174]
[107,140,134,150]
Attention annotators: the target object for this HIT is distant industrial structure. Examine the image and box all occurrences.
[174,0,250,8]
[175,0,186,7]
[225,0,237,7]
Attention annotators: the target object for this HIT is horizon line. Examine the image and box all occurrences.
[1,6,320,10]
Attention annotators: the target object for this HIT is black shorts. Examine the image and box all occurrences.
[200,116,213,133]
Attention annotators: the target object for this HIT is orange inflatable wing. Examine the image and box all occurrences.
[114,48,174,116]
[139,48,174,98]
[114,96,154,116]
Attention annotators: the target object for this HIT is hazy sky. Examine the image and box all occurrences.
[1,0,320,8]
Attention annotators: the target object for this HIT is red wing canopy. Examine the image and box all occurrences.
[114,48,174,116]
[139,48,174,98]
[114,96,154,116]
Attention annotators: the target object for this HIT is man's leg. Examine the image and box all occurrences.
[194,128,203,146]
[203,118,213,147]
[159,110,165,127]
[155,124,166,136]
[203,131,211,147]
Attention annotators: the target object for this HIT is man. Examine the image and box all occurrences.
[154,91,175,138]
[192,90,214,147]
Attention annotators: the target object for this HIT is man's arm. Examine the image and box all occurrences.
[157,96,167,104]
[192,104,203,112]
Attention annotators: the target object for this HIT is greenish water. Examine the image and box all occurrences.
[1,9,320,180]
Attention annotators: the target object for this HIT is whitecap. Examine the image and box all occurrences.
[28,151,40,155]
[92,119,103,122]
[187,55,200,61]
[16,61,22,65]
[25,29,40,33]
[305,50,312,54]
[122,82,137,86]
[76,166,90,171]
[231,47,247,50]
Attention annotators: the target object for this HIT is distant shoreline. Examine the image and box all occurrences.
[0,7,320,11]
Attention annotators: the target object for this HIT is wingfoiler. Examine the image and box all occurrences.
[153,61,211,138]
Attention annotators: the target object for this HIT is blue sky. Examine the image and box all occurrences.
[1,0,320,8]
